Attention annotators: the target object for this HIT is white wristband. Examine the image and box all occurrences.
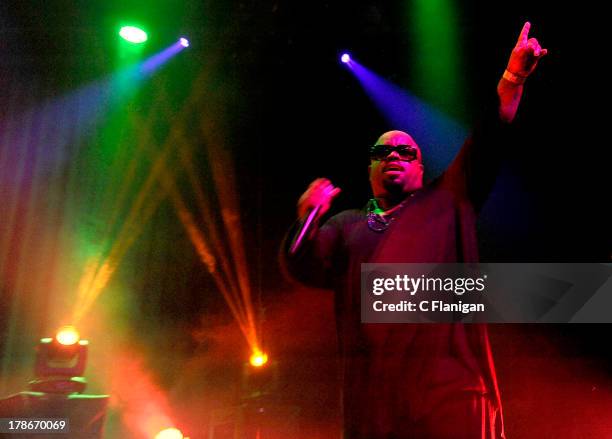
[503,69,527,85]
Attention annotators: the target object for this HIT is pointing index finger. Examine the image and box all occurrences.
[517,21,531,45]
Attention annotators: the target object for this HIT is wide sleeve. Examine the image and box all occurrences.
[279,213,344,290]
[441,95,514,212]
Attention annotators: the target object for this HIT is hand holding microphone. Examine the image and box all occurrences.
[297,178,342,219]
[290,178,341,255]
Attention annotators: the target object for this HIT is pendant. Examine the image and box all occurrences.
[367,212,391,232]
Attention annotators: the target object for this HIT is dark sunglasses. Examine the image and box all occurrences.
[369,144,419,162]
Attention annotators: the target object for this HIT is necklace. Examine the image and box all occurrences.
[366,195,413,232]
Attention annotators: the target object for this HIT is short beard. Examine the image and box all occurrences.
[381,179,409,204]
[382,178,405,195]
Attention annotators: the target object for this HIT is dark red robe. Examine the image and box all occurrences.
[283,107,510,438]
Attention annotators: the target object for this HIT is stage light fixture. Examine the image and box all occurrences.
[0,327,108,437]
[179,37,190,48]
[341,53,351,63]
[119,26,148,44]
[56,325,80,346]
[29,326,89,394]
[155,427,184,439]
[249,350,268,368]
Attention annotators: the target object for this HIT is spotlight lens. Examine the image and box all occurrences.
[179,38,190,48]
[56,326,80,346]
[155,428,183,439]
[119,26,148,44]
[340,53,351,63]
[249,350,268,367]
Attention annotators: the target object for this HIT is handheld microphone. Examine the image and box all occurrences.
[289,204,321,255]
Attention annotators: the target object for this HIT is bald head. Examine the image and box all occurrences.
[368,130,424,207]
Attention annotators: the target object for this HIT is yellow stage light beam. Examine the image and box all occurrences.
[72,73,208,323]
[153,85,249,325]
[75,92,166,319]
[73,173,168,323]
[143,83,254,337]
[175,201,253,345]
[175,141,246,321]
[200,117,260,348]
[157,166,255,347]
[71,68,252,328]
